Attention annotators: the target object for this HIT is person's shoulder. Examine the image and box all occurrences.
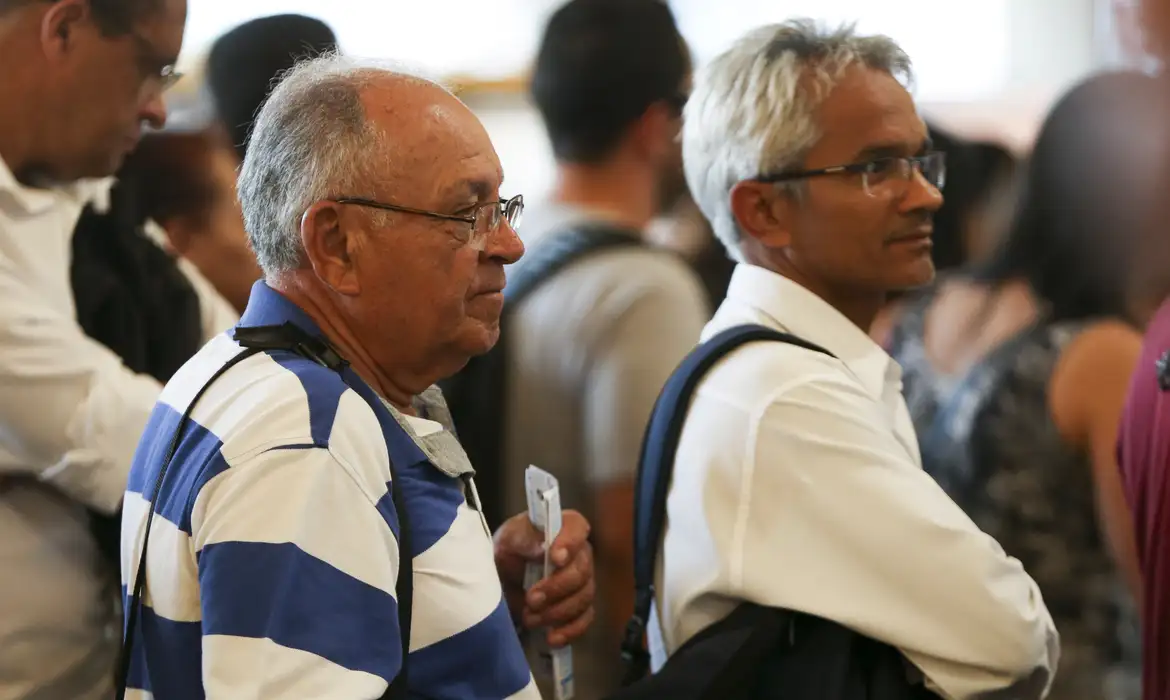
[1050,318,1143,442]
[159,336,379,459]
[1053,318,1143,382]
[559,243,708,317]
[519,233,709,339]
[695,315,851,413]
[584,241,700,283]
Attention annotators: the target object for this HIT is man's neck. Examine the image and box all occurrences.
[0,38,43,181]
[0,99,35,181]
[551,158,659,233]
[270,277,429,414]
[750,253,886,333]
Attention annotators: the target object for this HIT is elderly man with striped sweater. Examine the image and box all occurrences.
[119,55,596,700]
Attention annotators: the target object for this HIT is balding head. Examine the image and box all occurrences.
[239,55,473,275]
[239,54,524,394]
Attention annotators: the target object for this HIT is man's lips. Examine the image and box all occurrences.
[887,225,933,244]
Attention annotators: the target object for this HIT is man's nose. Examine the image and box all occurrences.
[141,91,168,130]
[486,219,525,265]
[900,168,944,214]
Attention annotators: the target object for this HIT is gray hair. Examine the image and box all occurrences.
[682,20,913,262]
[237,54,439,277]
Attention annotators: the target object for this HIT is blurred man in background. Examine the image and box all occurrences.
[204,13,339,162]
[0,0,188,697]
[457,0,710,695]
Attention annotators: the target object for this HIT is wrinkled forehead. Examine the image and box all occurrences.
[810,65,927,161]
[135,0,187,56]
[362,84,503,204]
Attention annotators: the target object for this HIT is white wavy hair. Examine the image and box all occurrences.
[683,19,913,262]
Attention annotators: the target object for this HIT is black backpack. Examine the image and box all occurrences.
[439,223,643,529]
[71,180,206,573]
[611,324,937,700]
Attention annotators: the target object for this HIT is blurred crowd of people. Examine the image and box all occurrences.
[3,0,1170,698]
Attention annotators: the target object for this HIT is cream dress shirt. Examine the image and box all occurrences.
[648,264,1060,700]
[0,156,237,700]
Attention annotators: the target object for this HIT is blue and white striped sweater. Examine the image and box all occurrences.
[119,282,538,700]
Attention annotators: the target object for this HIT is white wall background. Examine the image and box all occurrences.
[177,0,1116,199]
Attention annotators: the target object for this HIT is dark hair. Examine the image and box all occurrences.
[974,71,1169,323]
[925,122,1016,272]
[531,0,688,163]
[116,131,223,228]
[205,14,339,161]
[0,0,160,35]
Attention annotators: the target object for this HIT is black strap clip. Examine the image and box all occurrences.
[233,322,348,373]
[620,586,655,682]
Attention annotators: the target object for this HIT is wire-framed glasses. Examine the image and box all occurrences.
[331,194,525,249]
[756,152,946,197]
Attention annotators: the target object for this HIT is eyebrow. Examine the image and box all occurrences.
[448,169,506,202]
[853,137,933,162]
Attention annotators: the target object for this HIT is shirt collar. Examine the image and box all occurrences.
[724,264,901,398]
[237,280,324,337]
[237,281,442,471]
[0,153,114,216]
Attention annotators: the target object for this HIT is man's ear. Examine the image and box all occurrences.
[157,216,190,254]
[301,201,362,296]
[40,0,88,60]
[729,180,794,249]
[629,101,678,162]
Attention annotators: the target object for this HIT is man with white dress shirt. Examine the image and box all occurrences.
[648,20,1060,699]
[0,1,232,699]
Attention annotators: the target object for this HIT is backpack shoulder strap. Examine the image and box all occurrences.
[440,221,644,529]
[620,324,836,682]
[503,222,643,309]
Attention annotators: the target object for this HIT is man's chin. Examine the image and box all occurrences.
[461,319,501,359]
[67,154,127,183]
[891,260,937,292]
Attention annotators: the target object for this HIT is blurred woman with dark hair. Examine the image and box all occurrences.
[116,130,259,313]
[884,71,1170,700]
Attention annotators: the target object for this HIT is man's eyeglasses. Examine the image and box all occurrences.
[756,151,947,197]
[130,32,182,92]
[332,194,525,250]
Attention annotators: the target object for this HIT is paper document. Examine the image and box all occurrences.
[523,465,575,700]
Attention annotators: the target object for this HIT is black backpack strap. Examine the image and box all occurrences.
[441,222,643,530]
[620,324,836,683]
[116,345,265,700]
[502,222,643,308]
[116,323,414,700]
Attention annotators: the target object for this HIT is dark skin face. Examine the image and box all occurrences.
[23,0,185,182]
[730,65,943,330]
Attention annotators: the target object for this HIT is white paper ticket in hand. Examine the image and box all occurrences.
[523,465,575,700]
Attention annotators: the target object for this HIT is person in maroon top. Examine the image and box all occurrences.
[1117,3,1170,695]
[1118,299,1170,700]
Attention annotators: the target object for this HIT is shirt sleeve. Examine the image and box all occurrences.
[0,257,162,514]
[191,444,403,699]
[583,263,710,485]
[738,369,1059,700]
